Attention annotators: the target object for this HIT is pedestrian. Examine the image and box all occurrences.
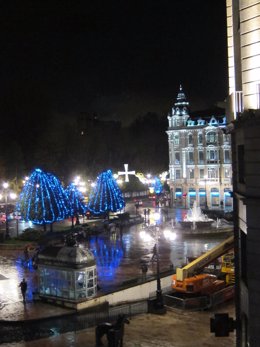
[151,244,158,262]
[24,246,29,262]
[19,278,27,303]
[141,263,148,281]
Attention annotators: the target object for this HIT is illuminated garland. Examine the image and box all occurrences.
[65,182,87,217]
[88,169,125,215]
[17,168,70,224]
[154,177,163,195]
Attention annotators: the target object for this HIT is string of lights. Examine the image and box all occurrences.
[88,169,125,215]
[65,182,87,217]
[17,168,70,224]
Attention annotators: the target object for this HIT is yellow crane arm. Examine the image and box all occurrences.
[176,235,234,281]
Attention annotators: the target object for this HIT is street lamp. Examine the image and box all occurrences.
[2,182,10,239]
[1,183,17,239]
[154,225,165,312]
[151,211,166,313]
[140,221,176,314]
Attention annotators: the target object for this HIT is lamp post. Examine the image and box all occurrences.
[139,217,176,314]
[2,182,9,239]
[1,183,17,239]
[154,226,164,311]
[152,212,166,313]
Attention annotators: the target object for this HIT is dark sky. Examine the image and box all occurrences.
[0,1,228,125]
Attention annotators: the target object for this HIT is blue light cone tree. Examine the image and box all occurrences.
[154,177,163,195]
[88,169,125,218]
[65,183,87,227]
[17,168,70,231]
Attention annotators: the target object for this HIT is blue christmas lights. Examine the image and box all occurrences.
[88,169,125,215]
[17,168,70,224]
[65,183,87,217]
[154,177,163,195]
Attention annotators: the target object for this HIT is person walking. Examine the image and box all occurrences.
[141,263,148,281]
[19,278,27,303]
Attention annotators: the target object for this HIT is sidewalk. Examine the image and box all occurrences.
[1,301,236,347]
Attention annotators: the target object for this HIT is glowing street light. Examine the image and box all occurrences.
[3,182,16,239]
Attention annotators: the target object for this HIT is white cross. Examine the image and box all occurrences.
[118,164,136,182]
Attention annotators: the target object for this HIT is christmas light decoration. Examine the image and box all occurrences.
[17,168,70,224]
[88,169,125,215]
[154,177,163,195]
[65,182,87,223]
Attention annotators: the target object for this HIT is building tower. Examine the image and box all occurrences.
[226,1,260,346]
[167,85,233,210]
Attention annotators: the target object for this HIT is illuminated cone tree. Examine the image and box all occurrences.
[88,169,125,217]
[17,168,70,231]
[65,182,87,226]
[154,177,163,195]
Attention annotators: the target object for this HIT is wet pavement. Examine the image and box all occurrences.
[0,302,236,346]
[0,205,235,346]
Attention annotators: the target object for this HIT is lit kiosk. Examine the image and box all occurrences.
[37,237,97,306]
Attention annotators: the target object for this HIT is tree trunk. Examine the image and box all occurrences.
[76,213,80,225]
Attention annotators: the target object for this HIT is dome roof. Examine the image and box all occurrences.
[38,245,96,269]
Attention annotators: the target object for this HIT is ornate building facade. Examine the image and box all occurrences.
[167,86,233,210]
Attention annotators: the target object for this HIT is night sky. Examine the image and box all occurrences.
[0,1,228,126]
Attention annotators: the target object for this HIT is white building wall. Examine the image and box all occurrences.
[240,1,260,110]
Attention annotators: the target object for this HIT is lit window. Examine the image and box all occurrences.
[174,134,180,145]
[208,168,218,178]
[224,150,230,163]
[175,152,180,164]
[199,151,204,163]
[207,149,217,161]
[175,169,181,179]
[198,133,203,144]
[188,151,194,163]
[224,168,230,178]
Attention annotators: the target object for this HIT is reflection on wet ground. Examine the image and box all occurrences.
[0,216,226,307]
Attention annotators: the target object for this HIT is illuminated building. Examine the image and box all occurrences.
[226,1,260,346]
[167,85,233,210]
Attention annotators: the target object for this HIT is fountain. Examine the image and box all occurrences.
[179,200,214,229]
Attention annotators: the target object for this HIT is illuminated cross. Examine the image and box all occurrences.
[118,164,136,182]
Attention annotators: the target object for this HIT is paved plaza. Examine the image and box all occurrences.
[0,205,235,346]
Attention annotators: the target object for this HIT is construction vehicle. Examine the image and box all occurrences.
[172,235,234,295]
[221,252,235,285]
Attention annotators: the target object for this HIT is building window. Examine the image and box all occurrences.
[189,169,194,179]
[224,150,230,163]
[224,168,230,178]
[198,151,204,163]
[175,169,181,179]
[188,133,193,145]
[238,145,245,183]
[174,134,180,145]
[198,133,203,144]
[188,151,194,164]
[207,149,218,162]
[208,168,218,179]
[175,152,180,164]
[223,134,229,144]
[206,131,217,144]
[199,169,204,179]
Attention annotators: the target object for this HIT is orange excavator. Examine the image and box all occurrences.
[172,235,234,296]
